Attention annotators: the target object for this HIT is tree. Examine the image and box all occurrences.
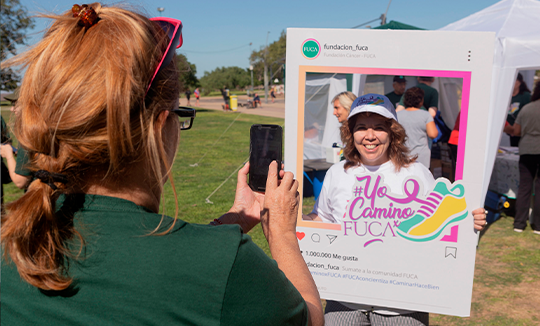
[1,0,34,91]
[199,66,251,94]
[176,54,199,91]
[250,30,286,85]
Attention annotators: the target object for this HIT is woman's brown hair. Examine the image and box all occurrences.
[342,112,416,170]
[531,80,540,102]
[403,87,424,108]
[1,3,180,291]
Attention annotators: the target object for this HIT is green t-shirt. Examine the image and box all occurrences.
[507,91,531,146]
[507,91,531,125]
[384,91,403,109]
[399,83,439,111]
[14,146,32,177]
[1,194,308,325]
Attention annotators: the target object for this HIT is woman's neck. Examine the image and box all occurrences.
[81,163,162,212]
[513,88,520,97]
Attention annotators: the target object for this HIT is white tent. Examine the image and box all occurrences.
[361,75,463,130]
[304,73,347,159]
[439,0,540,197]
[303,73,465,160]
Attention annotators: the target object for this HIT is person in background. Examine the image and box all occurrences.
[184,88,191,106]
[221,86,230,111]
[332,91,357,124]
[303,93,486,326]
[397,87,438,169]
[270,86,276,103]
[505,72,532,147]
[397,76,438,118]
[194,87,200,106]
[448,111,461,173]
[1,4,323,325]
[253,93,262,108]
[0,88,32,190]
[385,76,407,108]
[332,91,357,153]
[1,111,13,205]
[508,80,540,235]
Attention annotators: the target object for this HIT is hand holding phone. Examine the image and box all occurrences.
[248,124,283,192]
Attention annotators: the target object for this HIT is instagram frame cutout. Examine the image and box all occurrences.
[285,28,494,316]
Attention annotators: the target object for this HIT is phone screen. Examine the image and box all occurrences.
[249,124,283,192]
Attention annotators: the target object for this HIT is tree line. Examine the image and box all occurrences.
[197,31,286,95]
[1,0,286,97]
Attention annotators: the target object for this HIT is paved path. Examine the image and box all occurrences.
[3,95,287,119]
[182,95,285,119]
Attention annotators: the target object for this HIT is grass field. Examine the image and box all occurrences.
[2,107,540,325]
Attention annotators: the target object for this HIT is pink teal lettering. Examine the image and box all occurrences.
[402,208,414,219]
[368,221,382,236]
[361,207,373,218]
[373,207,388,218]
[349,197,365,220]
[356,175,381,209]
[344,221,353,235]
[377,186,387,198]
[355,221,368,236]
[382,222,396,237]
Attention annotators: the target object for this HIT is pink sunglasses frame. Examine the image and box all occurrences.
[147,17,183,93]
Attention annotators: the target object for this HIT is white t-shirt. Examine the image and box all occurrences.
[312,160,435,224]
[311,159,435,314]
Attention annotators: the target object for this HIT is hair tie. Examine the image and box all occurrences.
[34,170,68,191]
[72,4,99,28]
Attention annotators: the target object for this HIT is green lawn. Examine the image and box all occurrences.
[160,108,283,254]
[202,90,269,97]
[203,90,249,97]
[3,107,540,324]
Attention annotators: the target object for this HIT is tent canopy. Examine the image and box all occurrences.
[373,20,425,30]
[439,0,540,197]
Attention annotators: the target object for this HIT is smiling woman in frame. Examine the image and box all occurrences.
[303,93,487,325]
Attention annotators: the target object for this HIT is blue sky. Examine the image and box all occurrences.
[18,0,503,78]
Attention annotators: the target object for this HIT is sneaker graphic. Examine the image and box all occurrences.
[396,180,468,242]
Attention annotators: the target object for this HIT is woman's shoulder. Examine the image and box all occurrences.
[402,161,431,172]
[327,159,348,174]
[333,160,369,176]
[399,162,435,181]
[521,99,540,112]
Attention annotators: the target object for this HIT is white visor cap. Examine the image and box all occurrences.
[348,93,398,122]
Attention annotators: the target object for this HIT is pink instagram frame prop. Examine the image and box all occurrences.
[296,66,471,231]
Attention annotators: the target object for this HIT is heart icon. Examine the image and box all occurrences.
[296,232,305,240]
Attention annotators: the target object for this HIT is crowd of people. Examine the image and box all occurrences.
[504,79,540,235]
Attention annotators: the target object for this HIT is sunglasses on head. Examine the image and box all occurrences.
[172,106,196,130]
[147,17,183,94]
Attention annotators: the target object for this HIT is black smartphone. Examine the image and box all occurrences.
[249,124,283,192]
